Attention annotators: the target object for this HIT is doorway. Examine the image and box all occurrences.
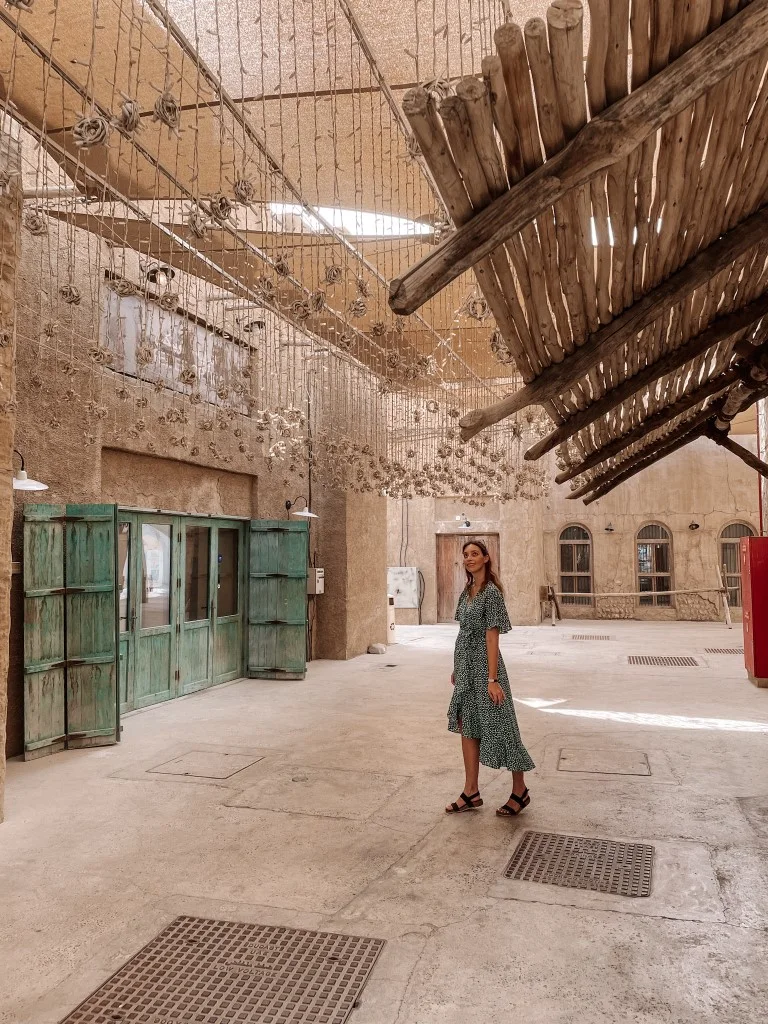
[436,533,500,622]
[118,512,246,712]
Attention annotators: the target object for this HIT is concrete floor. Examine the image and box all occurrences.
[2,619,768,1023]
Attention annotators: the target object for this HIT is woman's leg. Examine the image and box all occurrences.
[511,771,526,796]
[461,734,481,795]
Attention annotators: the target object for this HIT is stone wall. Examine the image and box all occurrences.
[388,434,760,626]
[0,137,21,822]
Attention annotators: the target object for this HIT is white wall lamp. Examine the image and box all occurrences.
[455,513,471,529]
[285,495,318,519]
[144,262,176,288]
[12,450,48,492]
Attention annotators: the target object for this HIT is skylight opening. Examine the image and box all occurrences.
[269,202,433,238]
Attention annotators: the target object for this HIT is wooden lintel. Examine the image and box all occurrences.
[554,368,738,483]
[582,422,708,503]
[568,399,720,499]
[706,427,768,477]
[389,0,768,315]
[524,291,768,461]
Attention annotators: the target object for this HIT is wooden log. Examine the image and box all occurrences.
[586,0,610,114]
[583,419,710,502]
[651,0,674,73]
[547,4,600,333]
[554,366,739,482]
[401,88,535,379]
[458,206,768,435]
[389,0,768,315]
[707,428,768,476]
[495,22,543,173]
[481,55,525,183]
[440,92,557,370]
[523,290,768,458]
[631,0,652,88]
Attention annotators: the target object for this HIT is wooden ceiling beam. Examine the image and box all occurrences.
[579,381,768,503]
[567,399,720,499]
[705,427,768,477]
[523,290,768,461]
[389,0,768,315]
[554,367,738,483]
[459,205,768,438]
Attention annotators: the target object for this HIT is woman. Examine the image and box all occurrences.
[445,539,535,817]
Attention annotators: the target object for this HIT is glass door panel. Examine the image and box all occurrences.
[117,519,134,712]
[133,518,176,707]
[213,524,244,683]
[179,523,212,694]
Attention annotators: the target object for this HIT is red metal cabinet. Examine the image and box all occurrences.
[741,536,768,687]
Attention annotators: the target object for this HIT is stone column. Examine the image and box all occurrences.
[0,135,21,822]
[313,490,388,659]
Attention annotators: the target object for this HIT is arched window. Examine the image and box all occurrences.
[559,525,593,605]
[720,522,756,608]
[637,523,673,606]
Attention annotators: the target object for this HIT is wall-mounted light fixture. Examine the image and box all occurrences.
[12,450,48,492]
[455,513,471,529]
[689,521,701,531]
[604,522,615,533]
[285,495,318,519]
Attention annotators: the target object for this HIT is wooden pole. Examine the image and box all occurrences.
[0,134,21,822]
[389,0,768,315]
[554,367,739,483]
[458,206,768,438]
[717,563,734,630]
[706,427,768,477]
[524,292,768,459]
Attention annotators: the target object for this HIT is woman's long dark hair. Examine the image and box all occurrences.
[462,539,504,595]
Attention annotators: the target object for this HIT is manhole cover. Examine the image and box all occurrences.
[704,647,744,654]
[557,747,651,776]
[60,917,385,1024]
[570,634,612,641]
[627,655,698,667]
[148,751,263,779]
[504,831,654,898]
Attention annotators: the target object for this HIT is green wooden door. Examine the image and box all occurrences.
[64,505,119,748]
[248,520,308,679]
[23,505,67,758]
[117,517,135,714]
[23,504,119,758]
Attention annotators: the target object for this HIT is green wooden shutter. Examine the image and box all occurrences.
[65,504,119,748]
[248,520,308,679]
[23,503,118,758]
[23,505,67,758]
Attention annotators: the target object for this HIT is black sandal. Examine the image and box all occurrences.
[496,788,530,817]
[445,791,483,814]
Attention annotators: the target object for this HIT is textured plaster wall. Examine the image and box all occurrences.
[388,435,760,627]
[315,490,387,659]
[387,494,545,626]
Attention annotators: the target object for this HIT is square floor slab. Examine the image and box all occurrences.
[109,743,279,789]
[227,765,410,821]
[557,747,651,776]
[491,831,723,922]
[148,750,264,779]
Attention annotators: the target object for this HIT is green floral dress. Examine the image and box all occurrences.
[448,582,535,773]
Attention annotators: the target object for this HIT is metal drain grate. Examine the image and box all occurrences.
[505,831,653,897]
[60,916,385,1024]
[628,655,698,667]
[570,634,612,641]
[704,647,744,654]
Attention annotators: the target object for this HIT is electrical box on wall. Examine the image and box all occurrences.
[307,567,325,595]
